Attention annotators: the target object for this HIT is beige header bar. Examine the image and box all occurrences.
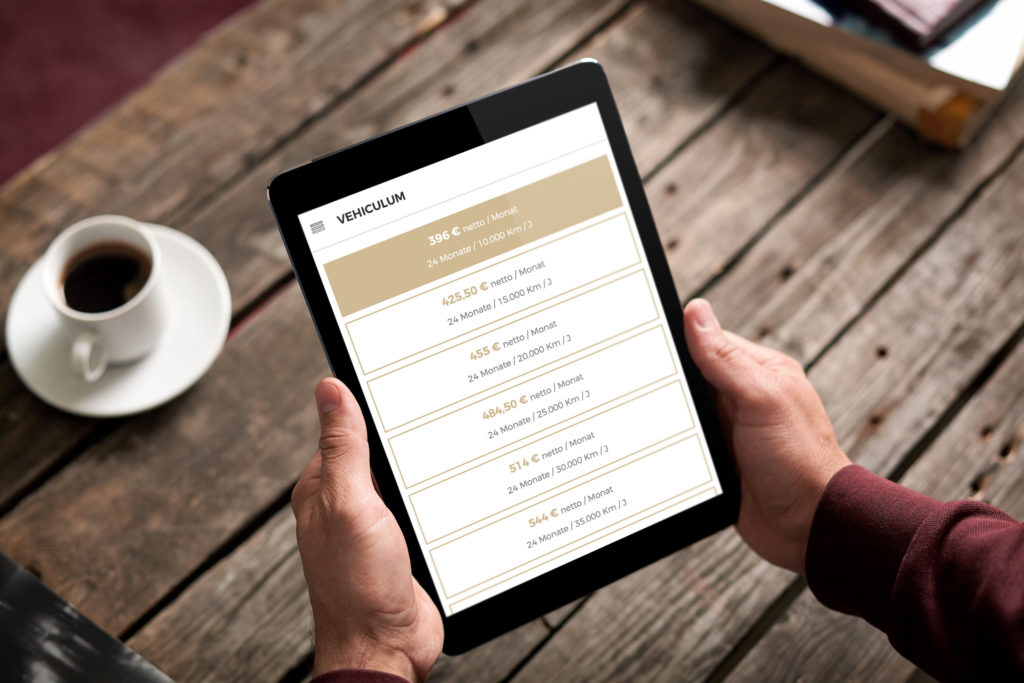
[324,155,623,316]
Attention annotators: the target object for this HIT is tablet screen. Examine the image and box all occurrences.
[296,103,723,615]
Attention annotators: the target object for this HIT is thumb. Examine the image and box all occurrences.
[315,377,373,507]
[683,299,763,400]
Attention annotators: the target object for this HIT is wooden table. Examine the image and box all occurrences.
[1,1,1021,681]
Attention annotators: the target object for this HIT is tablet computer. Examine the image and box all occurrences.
[268,60,738,654]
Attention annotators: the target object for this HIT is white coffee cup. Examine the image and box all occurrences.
[41,215,168,382]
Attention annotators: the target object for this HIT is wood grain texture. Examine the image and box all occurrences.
[127,503,550,683]
[0,285,326,635]
[126,507,311,682]
[724,151,1024,683]
[0,0,466,340]
[0,364,94,511]
[647,61,879,298]
[512,528,789,682]
[562,0,775,175]
[807,151,1024,477]
[428,619,550,683]
[706,80,1024,364]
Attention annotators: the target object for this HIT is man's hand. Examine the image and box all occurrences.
[683,299,851,574]
[292,378,443,681]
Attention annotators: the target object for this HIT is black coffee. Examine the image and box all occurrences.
[61,242,151,313]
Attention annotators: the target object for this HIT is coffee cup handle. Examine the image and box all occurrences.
[71,332,108,382]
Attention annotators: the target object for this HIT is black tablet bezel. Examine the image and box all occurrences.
[268,60,739,655]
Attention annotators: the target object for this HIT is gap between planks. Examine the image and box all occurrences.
[802,137,1024,374]
[117,485,295,642]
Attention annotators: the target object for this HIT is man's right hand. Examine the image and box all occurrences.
[682,299,851,574]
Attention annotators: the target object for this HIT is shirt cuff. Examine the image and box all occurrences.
[804,464,941,631]
[311,669,410,683]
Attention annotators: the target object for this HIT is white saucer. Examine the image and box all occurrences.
[5,224,231,417]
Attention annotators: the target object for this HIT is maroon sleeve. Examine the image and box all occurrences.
[806,464,1024,680]
[311,669,409,683]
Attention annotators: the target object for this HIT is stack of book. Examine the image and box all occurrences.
[691,0,1024,148]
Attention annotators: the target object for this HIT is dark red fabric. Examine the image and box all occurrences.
[311,669,409,683]
[0,0,256,186]
[807,464,1024,681]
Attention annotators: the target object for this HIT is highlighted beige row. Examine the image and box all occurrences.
[345,212,639,374]
[324,155,623,316]
[389,325,677,487]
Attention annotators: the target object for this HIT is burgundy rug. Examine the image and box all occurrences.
[0,0,257,186]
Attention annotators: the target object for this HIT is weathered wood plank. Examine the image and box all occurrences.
[0,365,94,512]
[565,0,775,175]
[806,152,1024,477]
[727,331,1024,682]
[512,528,790,682]
[0,285,326,634]
[510,94,1024,683]
[721,141,1024,680]
[706,80,1024,363]
[0,0,466,339]
[127,504,550,682]
[428,619,550,683]
[649,62,879,297]
[126,507,311,682]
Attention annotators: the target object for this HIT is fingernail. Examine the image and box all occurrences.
[316,380,341,414]
[691,299,717,330]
